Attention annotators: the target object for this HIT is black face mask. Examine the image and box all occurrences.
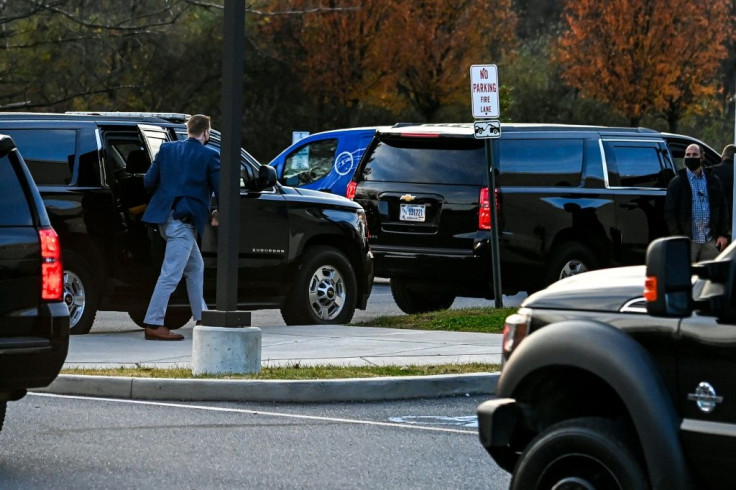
[684,157,701,171]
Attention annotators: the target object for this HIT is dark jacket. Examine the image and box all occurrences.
[712,158,734,210]
[142,137,220,236]
[664,168,730,239]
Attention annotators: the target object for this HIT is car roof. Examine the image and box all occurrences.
[376,122,663,138]
[0,111,188,125]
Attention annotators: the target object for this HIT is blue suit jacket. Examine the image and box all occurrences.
[142,137,220,236]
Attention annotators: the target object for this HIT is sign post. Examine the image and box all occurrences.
[470,64,503,308]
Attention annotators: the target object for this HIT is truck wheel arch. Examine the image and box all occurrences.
[499,320,691,490]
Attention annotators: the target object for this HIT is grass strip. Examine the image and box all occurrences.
[62,363,500,380]
[349,307,515,334]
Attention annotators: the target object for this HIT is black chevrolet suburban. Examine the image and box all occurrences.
[0,112,373,334]
[478,237,736,489]
[349,123,719,313]
[0,135,68,432]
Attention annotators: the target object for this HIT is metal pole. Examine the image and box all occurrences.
[216,0,244,312]
[485,139,503,308]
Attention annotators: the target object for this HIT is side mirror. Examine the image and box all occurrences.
[644,237,692,317]
[257,165,277,189]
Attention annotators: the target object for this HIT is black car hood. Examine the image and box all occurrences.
[523,266,646,312]
[285,186,362,209]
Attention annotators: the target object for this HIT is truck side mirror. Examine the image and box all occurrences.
[257,165,277,189]
[644,237,692,317]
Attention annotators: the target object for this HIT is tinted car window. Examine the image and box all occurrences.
[362,138,486,184]
[0,153,33,226]
[498,139,583,186]
[4,129,75,185]
[283,139,338,186]
[604,142,666,188]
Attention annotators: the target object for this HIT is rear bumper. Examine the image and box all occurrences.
[372,246,496,297]
[477,397,523,472]
[0,302,69,398]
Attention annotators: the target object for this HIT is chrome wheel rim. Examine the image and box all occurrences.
[541,454,621,490]
[559,259,588,280]
[63,270,86,328]
[307,264,345,320]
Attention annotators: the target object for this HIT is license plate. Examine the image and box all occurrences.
[400,203,426,222]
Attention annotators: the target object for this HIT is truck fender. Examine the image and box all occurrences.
[499,320,690,490]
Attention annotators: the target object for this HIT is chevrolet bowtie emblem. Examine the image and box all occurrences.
[400,194,416,202]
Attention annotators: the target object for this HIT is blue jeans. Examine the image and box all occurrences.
[144,212,204,326]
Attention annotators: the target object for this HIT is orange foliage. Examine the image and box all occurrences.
[557,0,730,127]
[254,1,516,121]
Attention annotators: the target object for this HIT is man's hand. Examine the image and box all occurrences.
[211,209,219,228]
[716,235,728,251]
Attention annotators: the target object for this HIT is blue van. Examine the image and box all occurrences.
[269,127,385,196]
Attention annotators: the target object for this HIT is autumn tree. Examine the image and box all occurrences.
[253,0,517,124]
[387,0,516,121]
[557,0,730,131]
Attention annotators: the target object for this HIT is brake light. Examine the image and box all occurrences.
[39,228,63,301]
[643,276,658,302]
[479,187,500,230]
[399,132,440,138]
[346,181,357,200]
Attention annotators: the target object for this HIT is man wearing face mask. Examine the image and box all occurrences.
[665,143,729,262]
[140,114,220,340]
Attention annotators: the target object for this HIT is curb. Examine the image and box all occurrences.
[35,372,499,403]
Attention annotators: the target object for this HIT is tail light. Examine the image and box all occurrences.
[39,227,63,301]
[479,187,501,230]
[346,181,357,200]
[502,310,531,363]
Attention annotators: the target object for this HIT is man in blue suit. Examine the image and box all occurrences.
[141,114,220,340]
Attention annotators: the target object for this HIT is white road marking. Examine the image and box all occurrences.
[389,415,478,428]
[29,392,476,435]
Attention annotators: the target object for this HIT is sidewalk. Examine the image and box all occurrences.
[38,325,502,403]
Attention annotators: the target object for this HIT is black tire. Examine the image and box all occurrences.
[63,252,99,335]
[545,242,598,286]
[280,246,357,325]
[128,308,191,330]
[511,417,648,490]
[0,401,5,434]
[389,277,455,314]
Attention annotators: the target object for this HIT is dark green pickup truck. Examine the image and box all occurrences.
[478,236,736,490]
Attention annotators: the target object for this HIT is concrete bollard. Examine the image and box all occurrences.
[192,325,262,376]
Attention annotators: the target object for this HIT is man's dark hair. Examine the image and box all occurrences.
[723,144,735,161]
[187,114,211,135]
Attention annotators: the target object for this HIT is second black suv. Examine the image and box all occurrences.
[0,135,68,432]
[0,112,373,334]
[349,123,719,313]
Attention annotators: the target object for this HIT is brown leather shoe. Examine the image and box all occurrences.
[144,326,184,341]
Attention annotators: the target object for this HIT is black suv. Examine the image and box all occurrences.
[477,237,736,489]
[349,123,719,313]
[0,112,373,334]
[0,135,68,432]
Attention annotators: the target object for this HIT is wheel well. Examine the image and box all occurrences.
[61,235,107,291]
[297,234,363,282]
[509,366,645,468]
[548,228,611,269]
